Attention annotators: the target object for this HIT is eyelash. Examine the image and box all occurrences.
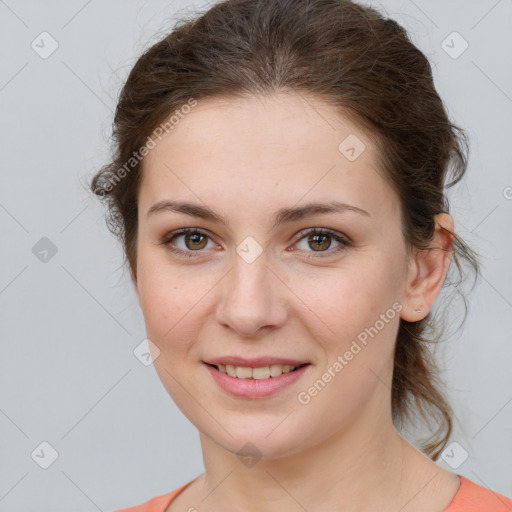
[160,227,351,259]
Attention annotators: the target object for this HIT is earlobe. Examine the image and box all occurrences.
[400,213,454,322]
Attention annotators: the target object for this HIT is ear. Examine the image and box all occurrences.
[400,213,454,322]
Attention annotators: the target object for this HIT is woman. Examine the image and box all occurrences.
[91,0,512,510]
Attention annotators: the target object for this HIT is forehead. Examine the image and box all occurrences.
[146,91,377,163]
[139,92,396,222]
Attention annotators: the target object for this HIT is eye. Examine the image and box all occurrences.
[161,228,216,258]
[293,228,351,258]
[161,227,351,259]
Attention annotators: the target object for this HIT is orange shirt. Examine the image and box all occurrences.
[114,475,512,512]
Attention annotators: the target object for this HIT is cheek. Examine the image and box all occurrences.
[287,258,401,408]
[135,249,215,353]
[289,258,399,339]
[138,279,191,347]
[291,267,399,425]
[136,251,180,340]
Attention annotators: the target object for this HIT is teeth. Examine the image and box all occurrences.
[217,364,299,379]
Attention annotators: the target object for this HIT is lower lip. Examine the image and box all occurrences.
[204,363,311,398]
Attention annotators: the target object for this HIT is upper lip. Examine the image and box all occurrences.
[204,356,310,368]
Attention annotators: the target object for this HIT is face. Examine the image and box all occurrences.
[135,92,413,460]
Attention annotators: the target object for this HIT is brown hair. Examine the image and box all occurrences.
[90,0,480,460]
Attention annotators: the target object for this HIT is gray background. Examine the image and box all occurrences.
[1,1,511,511]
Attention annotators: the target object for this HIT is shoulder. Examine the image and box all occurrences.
[113,484,187,512]
[444,475,512,512]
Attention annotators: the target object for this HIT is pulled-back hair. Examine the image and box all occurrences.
[91,0,480,460]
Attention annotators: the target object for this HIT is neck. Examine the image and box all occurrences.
[195,409,420,511]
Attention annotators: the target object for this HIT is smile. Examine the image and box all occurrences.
[204,362,311,398]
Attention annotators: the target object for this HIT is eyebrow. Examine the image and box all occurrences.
[146,199,370,228]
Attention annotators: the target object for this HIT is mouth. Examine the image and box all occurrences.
[203,361,312,398]
[204,362,311,379]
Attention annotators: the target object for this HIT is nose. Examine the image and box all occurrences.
[215,249,288,337]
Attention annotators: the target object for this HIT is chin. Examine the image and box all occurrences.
[214,428,308,462]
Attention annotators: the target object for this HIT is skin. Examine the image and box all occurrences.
[134,92,460,512]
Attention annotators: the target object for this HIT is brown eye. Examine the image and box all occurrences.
[182,232,208,250]
[161,228,214,258]
[294,228,351,258]
[307,232,332,251]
